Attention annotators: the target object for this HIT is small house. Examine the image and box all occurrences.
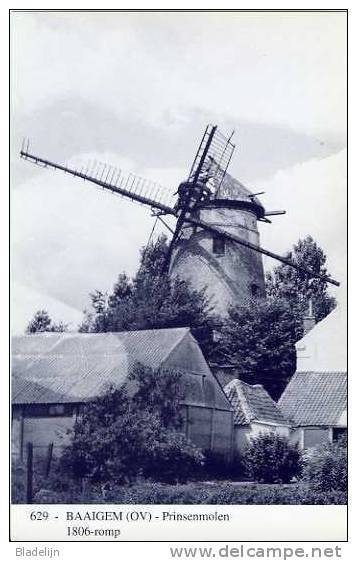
[278,371,347,448]
[224,379,290,453]
[12,328,234,460]
[279,299,347,448]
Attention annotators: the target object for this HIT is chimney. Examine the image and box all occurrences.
[303,299,316,335]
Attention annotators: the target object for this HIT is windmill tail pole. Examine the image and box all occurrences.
[187,217,340,288]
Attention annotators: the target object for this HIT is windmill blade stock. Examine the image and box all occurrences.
[186,217,340,287]
[20,148,176,216]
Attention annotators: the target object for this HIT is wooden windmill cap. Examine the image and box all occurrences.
[205,172,266,218]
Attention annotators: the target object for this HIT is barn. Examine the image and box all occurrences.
[11,328,234,460]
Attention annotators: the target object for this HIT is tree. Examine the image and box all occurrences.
[26,310,68,333]
[79,235,215,354]
[130,363,184,429]
[265,235,336,323]
[215,299,300,399]
[60,363,204,484]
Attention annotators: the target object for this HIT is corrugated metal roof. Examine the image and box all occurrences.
[278,371,347,426]
[12,374,72,404]
[12,328,189,404]
[12,328,232,412]
[224,379,289,426]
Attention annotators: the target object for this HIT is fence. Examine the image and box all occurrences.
[11,441,53,503]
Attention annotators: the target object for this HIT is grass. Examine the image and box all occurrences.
[13,475,346,505]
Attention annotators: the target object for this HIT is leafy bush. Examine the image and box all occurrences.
[142,428,205,483]
[301,435,347,493]
[11,457,26,503]
[59,364,204,485]
[200,451,243,481]
[243,433,302,483]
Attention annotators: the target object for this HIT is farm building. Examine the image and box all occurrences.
[11,297,347,460]
[279,299,347,448]
[224,379,290,452]
[278,371,346,448]
[11,328,234,460]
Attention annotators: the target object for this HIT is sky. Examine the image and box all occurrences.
[11,11,347,333]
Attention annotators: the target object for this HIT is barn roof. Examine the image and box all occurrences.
[12,328,231,411]
[278,371,347,427]
[224,379,289,426]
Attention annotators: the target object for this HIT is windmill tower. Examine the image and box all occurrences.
[19,125,339,319]
[170,172,267,315]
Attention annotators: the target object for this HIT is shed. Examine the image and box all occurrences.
[224,379,290,453]
[12,328,233,459]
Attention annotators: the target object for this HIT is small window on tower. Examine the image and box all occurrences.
[212,235,225,256]
[251,283,260,297]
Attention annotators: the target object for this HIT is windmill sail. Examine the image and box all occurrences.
[20,148,175,216]
[19,134,340,289]
[188,124,235,194]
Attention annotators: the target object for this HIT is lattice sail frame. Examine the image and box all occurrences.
[187,124,235,195]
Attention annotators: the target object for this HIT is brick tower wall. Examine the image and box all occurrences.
[170,205,266,317]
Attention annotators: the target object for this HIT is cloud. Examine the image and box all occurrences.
[11,155,168,316]
[10,12,347,331]
[257,148,347,300]
[12,12,346,136]
[12,148,346,332]
[12,281,82,335]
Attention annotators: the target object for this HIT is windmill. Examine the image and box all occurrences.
[20,125,339,317]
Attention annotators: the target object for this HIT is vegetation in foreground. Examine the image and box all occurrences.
[12,468,346,506]
[12,429,347,506]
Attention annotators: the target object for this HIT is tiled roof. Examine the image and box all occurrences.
[278,371,347,426]
[224,379,289,426]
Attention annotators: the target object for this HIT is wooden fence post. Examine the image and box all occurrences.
[45,442,54,477]
[26,442,33,504]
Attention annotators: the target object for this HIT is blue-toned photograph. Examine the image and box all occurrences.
[11,10,347,509]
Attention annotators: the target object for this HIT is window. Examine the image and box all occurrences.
[49,404,66,416]
[303,428,330,448]
[251,283,260,297]
[25,403,74,417]
[212,235,225,255]
[332,427,347,442]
